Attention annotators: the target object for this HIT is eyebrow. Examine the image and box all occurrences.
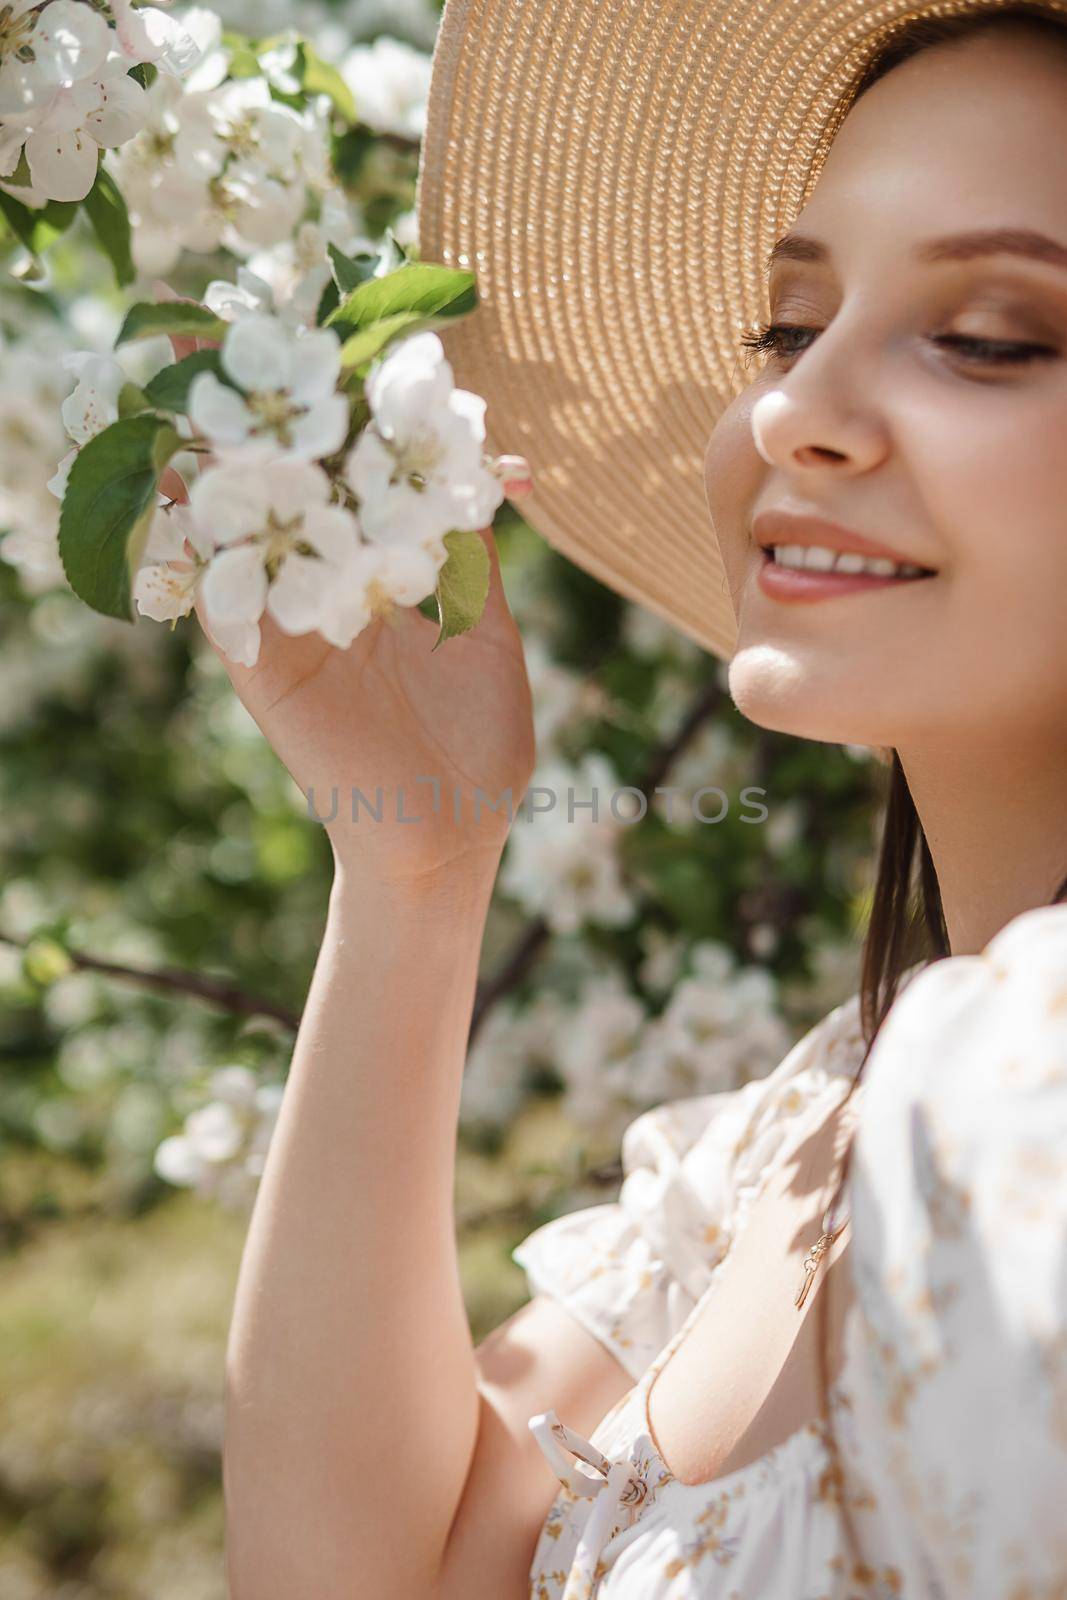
[765,226,1067,276]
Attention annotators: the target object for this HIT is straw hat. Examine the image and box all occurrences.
[415,0,1067,660]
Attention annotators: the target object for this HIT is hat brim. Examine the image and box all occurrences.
[416,0,1058,660]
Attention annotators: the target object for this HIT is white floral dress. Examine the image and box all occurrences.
[512,902,1067,1598]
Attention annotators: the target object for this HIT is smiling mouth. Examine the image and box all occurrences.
[758,543,938,580]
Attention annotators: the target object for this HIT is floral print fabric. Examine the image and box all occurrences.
[513,903,1067,1598]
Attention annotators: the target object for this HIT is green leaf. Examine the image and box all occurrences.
[315,274,340,326]
[116,300,227,346]
[325,262,477,343]
[430,528,490,651]
[327,241,379,295]
[377,228,410,273]
[117,381,152,417]
[144,349,230,413]
[128,60,158,90]
[58,415,184,621]
[5,149,33,187]
[82,164,135,287]
[338,312,431,375]
[300,44,357,121]
[0,187,77,276]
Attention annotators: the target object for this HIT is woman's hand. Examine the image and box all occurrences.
[198,532,537,885]
[151,282,536,884]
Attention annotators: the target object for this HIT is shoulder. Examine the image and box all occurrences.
[847,901,1067,1596]
[857,898,1067,1131]
[852,899,1067,1281]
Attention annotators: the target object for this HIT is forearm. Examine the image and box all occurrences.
[223,856,498,1600]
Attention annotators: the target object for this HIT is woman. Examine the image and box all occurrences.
[218,4,1067,1597]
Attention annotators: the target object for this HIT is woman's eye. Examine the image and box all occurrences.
[737,322,818,363]
[928,332,1058,366]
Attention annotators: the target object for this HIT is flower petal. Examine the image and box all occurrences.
[301,504,360,565]
[222,311,292,393]
[288,393,349,460]
[200,543,268,624]
[266,552,330,635]
[23,124,97,201]
[285,327,341,402]
[188,371,252,447]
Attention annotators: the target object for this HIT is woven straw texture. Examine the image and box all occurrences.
[416,0,1067,659]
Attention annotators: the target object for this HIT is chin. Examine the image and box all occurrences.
[726,641,894,747]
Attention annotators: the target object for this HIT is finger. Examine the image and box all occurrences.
[151,278,216,362]
[473,522,512,619]
[159,464,189,504]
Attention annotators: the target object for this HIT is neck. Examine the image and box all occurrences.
[896,737,1067,958]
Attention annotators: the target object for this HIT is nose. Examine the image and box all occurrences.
[749,346,889,477]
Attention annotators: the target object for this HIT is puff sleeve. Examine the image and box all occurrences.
[848,902,1067,1597]
[511,988,869,1382]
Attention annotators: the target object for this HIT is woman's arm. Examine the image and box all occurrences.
[223,855,497,1600]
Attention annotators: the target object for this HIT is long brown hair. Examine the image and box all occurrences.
[808,0,1067,1524]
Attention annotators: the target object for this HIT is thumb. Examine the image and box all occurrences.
[472,522,514,626]
[152,278,212,362]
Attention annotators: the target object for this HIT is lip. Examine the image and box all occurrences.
[755,548,936,605]
[751,510,937,571]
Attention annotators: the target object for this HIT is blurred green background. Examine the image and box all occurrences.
[0,1,886,1593]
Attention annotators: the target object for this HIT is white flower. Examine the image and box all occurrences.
[107,0,201,77]
[45,349,129,499]
[133,503,212,622]
[16,52,147,200]
[153,1065,286,1208]
[244,187,372,327]
[187,456,363,661]
[555,973,649,1136]
[203,265,275,322]
[199,76,330,189]
[188,313,348,461]
[58,349,127,443]
[629,955,791,1105]
[499,751,639,935]
[323,537,441,643]
[338,35,431,139]
[170,5,229,92]
[344,330,505,554]
[109,68,330,268]
[459,988,567,1131]
[0,1,112,123]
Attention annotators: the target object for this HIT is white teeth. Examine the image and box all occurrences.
[769,544,928,579]
[834,552,867,575]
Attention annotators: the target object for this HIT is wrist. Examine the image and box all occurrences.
[328,844,501,920]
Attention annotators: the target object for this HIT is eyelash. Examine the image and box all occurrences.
[738,321,1057,367]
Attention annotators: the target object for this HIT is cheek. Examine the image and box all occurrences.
[704,391,762,596]
[911,388,1067,605]
[904,385,1067,724]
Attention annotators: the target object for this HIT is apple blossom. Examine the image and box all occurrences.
[133,502,212,622]
[344,330,506,554]
[46,349,129,499]
[185,455,365,660]
[188,312,348,460]
[338,34,431,139]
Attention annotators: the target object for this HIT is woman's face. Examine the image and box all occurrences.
[705,27,1067,752]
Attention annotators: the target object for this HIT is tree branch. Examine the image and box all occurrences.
[468,669,726,1042]
[0,930,301,1030]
